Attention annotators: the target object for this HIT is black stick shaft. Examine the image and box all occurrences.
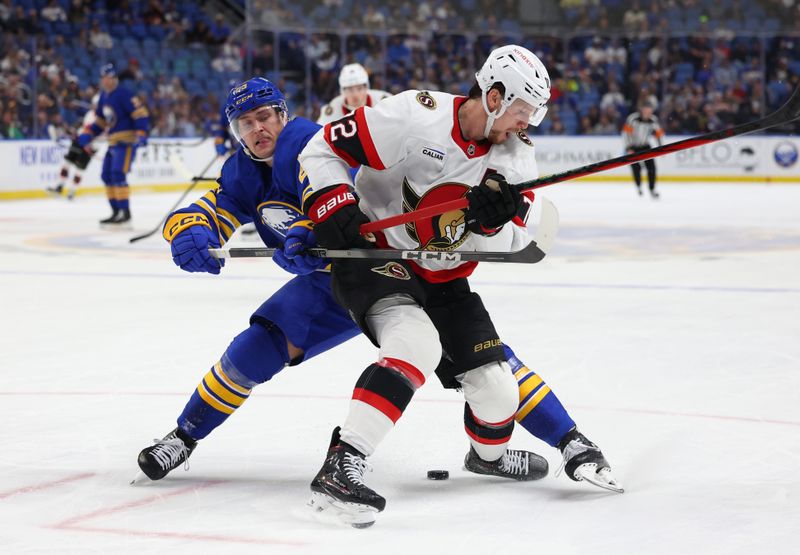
[361,85,800,234]
[129,155,219,243]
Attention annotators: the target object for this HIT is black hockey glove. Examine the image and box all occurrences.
[464,173,522,235]
[65,140,93,170]
[307,184,373,249]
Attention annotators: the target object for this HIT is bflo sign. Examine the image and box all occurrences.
[531,135,799,180]
[674,142,759,172]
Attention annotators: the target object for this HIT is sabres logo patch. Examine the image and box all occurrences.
[416,91,437,110]
[517,130,534,146]
[370,262,411,280]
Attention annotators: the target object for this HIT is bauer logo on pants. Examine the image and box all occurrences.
[370,262,411,280]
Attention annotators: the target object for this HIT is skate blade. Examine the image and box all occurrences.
[307,491,377,529]
[574,464,624,493]
[129,471,152,486]
[100,222,134,231]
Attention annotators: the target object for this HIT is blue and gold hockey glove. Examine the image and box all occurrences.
[215,142,228,156]
[169,224,224,274]
[273,220,328,275]
[76,133,93,148]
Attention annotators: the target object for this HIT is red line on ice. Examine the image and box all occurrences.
[0,472,95,500]
[50,481,224,528]
[51,526,307,546]
[48,480,306,546]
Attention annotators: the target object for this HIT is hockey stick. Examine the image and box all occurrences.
[209,240,545,264]
[128,154,220,243]
[360,85,800,234]
[210,197,558,264]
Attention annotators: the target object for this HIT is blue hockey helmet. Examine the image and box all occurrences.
[224,77,288,160]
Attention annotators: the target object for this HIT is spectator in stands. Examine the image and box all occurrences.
[40,0,67,22]
[210,14,230,44]
[186,20,215,45]
[13,7,41,35]
[584,37,607,65]
[0,0,11,30]
[118,58,143,82]
[89,22,113,50]
[1,109,23,138]
[143,0,165,25]
[622,0,646,33]
[363,5,386,28]
[212,42,243,74]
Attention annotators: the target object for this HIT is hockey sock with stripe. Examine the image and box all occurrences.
[340,358,424,456]
[504,345,575,447]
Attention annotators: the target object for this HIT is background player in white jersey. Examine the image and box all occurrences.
[46,93,100,200]
[298,45,621,527]
[316,63,390,125]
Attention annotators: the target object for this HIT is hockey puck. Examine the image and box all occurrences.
[427,470,449,480]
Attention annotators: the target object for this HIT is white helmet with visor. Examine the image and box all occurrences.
[475,45,551,137]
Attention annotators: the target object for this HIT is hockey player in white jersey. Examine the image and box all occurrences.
[46,93,100,200]
[298,45,621,527]
[316,63,391,125]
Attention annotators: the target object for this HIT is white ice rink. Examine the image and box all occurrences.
[1,182,799,554]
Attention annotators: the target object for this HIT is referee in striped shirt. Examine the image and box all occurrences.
[622,101,665,198]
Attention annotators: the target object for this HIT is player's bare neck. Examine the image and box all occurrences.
[457,98,485,142]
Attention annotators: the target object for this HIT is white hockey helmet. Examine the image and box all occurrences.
[475,45,551,136]
[339,63,370,90]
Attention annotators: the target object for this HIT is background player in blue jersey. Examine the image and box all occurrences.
[135,78,619,496]
[211,103,232,157]
[77,63,150,227]
[210,80,240,158]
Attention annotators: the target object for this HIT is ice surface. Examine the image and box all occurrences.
[1,182,799,554]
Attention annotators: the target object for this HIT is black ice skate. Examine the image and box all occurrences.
[132,428,197,484]
[46,184,64,196]
[308,427,385,529]
[463,445,549,481]
[100,209,132,229]
[556,427,623,493]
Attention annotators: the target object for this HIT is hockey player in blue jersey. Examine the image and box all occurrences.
[77,63,149,227]
[211,103,233,157]
[135,77,620,495]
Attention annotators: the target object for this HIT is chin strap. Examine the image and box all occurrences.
[481,89,509,138]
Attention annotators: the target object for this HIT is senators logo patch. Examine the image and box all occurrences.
[370,262,411,280]
[402,178,470,251]
[324,105,333,116]
[416,91,437,110]
[517,130,534,147]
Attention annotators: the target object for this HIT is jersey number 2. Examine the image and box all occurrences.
[329,119,357,142]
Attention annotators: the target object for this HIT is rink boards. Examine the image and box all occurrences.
[1,134,798,200]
